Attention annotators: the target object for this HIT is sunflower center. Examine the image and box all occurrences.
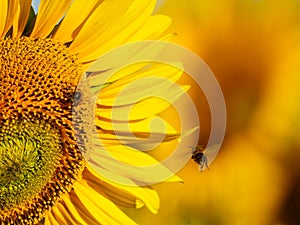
[0,119,62,210]
[0,37,85,224]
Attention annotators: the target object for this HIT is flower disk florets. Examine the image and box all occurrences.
[0,37,84,224]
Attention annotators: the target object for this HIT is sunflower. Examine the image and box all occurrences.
[0,0,186,224]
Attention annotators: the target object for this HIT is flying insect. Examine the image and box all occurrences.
[189,145,209,171]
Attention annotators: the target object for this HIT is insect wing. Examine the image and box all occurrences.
[204,144,221,167]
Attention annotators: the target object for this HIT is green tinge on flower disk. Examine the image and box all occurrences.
[0,119,62,210]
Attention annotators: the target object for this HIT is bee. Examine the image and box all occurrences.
[189,144,221,171]
[189,145,209,171]
[73,91,82,106]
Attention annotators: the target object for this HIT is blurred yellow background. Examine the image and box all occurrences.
[126,0,300,224]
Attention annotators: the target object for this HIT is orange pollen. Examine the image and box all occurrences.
[0,37,85,224]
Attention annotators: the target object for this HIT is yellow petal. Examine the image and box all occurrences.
[85,165,160,213]
[0,1,8,38]
[96,116,177,135]
[96,132,179,147]
[30,0,72,38]
[84,173,139,209]
[91,144,161,166]
[95,117,179,150]
[70,0,157,62]
[87,144,182,189]
[13,0,32,37]
[68,191,102,225]
[86,38,173,74]
[61,194,89,225]
[47,214,60,225]
[69,0,132,58]
[51,204,70,225]
[164,174,183,183]
[53,0,100,42]
[96,85,189,121]
[92,62,185,122]
[73,180,138,225]
[90,181,141,209]
[128,15,172,41]
[2,0,18,37]
[51,201,88,225]
[81,0,157,61]
[97,62,183,101]
[44,216,51,225]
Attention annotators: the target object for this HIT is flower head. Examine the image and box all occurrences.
[0,0,184,224]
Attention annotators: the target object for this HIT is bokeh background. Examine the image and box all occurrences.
[125,0,300,225]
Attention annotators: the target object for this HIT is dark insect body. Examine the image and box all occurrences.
[189,146,209,171]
